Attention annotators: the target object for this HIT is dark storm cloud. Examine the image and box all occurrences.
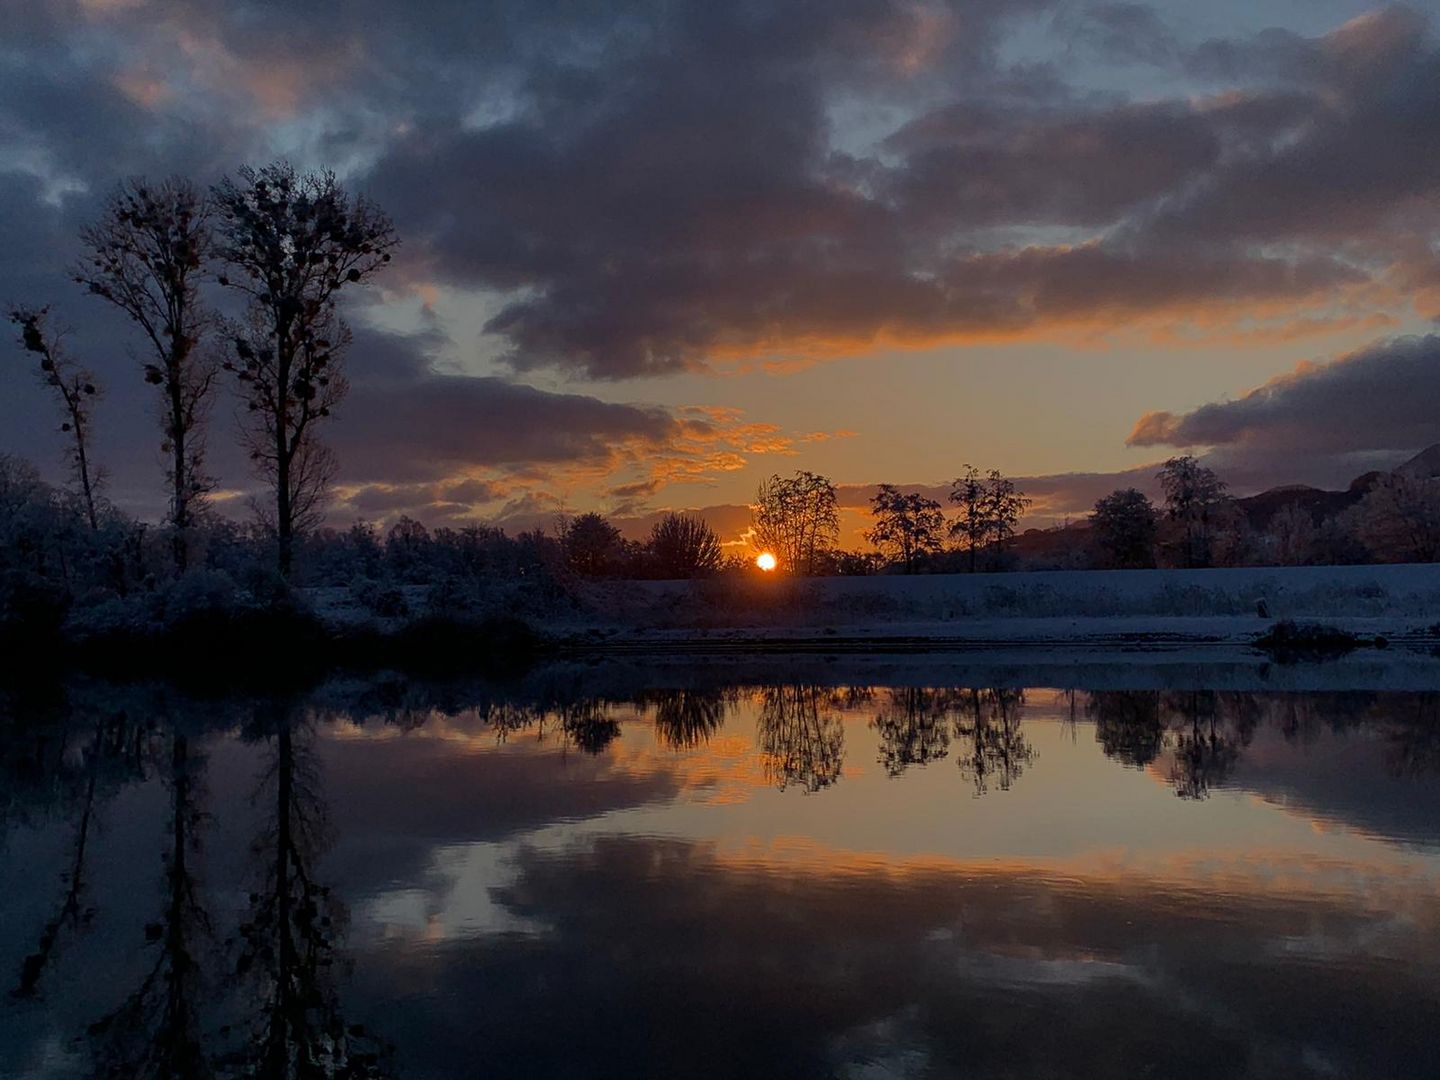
[1151,8,1440,249]
[355,2,1440,378]
[1128,334,1440,456]
[5,0,1440,512]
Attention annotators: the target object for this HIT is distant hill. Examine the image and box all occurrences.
[1396,443,1440,480]
[1013,443,1440,567]
[1236,443,1440,529]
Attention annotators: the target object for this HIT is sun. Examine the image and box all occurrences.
[755,552,778,572]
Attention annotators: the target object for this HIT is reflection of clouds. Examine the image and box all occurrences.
[353,835,1440,1080]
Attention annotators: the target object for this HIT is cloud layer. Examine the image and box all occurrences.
[3,2,1439,525]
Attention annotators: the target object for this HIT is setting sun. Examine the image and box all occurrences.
[755,552,777,572]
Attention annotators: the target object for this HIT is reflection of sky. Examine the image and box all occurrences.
[5,683,1440,1078]
[334,692,1440,948]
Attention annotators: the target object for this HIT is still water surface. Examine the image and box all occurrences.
[3,657,1440,1078]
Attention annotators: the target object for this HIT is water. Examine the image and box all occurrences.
[3,656,1440,1078]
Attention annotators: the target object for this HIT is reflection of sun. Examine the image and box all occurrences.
[756,552,778,572]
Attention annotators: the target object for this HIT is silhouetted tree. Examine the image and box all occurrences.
[1157,456,1228,568]
[562,512,624,576]
[648,513,721,578]
[76,177,213,570]
[7,306,103,530]
[751,470,838,575]
[871,687,951,776]
[1356,473,1440,562]
[1090,488,1157,569]
[756,685,845,792]
[948,467,1031,572]
[865,485,944,573]
[214,164,397,576]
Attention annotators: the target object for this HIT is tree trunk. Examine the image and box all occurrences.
[277,453,293,578]
[168,345,191,572]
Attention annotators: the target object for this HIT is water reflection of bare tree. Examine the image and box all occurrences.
[954,688,1033,795]
[1164,691,1245,800]
[14,716,106,998]
[88,727,213,1078]
[871,687,951,777]
[558,699,622,755]
[1381,693,1440,779]
[757,685,845,792]
[225,708,390,1078]
[1086,690,1165,767]
[642,689,730,750]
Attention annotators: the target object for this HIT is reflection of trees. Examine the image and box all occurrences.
[1164,692,1245,800]
[757,686,845,792]
[954,688,1033,795]
[1086,691,1164,767]
[226,707,390,1078]
[871,688,951,777]
[1380,693,1440,779]
[644,689,729,750]
[558,699,622,755]
[89,727,213,1078]
[14,715,106,998]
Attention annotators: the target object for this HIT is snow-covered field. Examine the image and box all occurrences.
[569,564,1440,648]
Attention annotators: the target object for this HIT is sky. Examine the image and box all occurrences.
[3,0,1440,546]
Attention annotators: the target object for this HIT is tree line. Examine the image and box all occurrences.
[11,165,397,578]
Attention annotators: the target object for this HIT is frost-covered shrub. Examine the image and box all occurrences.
[159,568,244,624]
[352,576,411,619]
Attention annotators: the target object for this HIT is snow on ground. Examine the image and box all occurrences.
[566,564,1440,648]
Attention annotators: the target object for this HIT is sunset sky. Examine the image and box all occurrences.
[4,0,1440,546]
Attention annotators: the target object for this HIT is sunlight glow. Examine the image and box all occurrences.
[756,552,777,572]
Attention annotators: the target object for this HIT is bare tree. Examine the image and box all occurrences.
[648,512,722,578]
[865,484,944,573]
[214,164,397,576]
[1157,456,1228,568]
[1090,488,1158,569]
[983,470,1030,561]
[8,307,103,530]
[948,466,1031,572]
[751,470,838,575]
[75,177,213,569]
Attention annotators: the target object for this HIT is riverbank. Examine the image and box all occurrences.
[552,563,1440,651]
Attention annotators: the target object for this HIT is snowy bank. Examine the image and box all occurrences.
[564,564,1440,648]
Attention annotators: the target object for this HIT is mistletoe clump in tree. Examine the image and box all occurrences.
[213,163,397,577]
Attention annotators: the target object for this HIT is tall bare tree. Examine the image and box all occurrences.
[8,306,103,530]
[213,164,397,576]
[751,470,838,575]
[948,466,1031,572]
[75,177,213,569]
